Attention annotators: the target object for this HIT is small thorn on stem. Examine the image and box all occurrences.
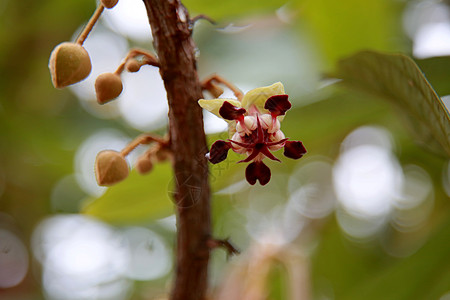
[191,14,216,26]
[207,238,240,258]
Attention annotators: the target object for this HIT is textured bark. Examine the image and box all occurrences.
[142,1,211,300]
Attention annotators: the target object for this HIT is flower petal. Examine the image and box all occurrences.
[238,148,261,163]
[198,99,242,119]
[264,94,291,116]
[219,101,247,120]
[245,161,271,185]
[260,146,281,162]
[207,140,231,164]
[283,141,307,159]
[241,82,285,113]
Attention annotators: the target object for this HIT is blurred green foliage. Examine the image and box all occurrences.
[0,0,449,299]
[82,165,174,224]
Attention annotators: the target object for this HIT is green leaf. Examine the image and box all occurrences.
[81,163,174,224]
[416,56,450,96]
[335,50,450,157]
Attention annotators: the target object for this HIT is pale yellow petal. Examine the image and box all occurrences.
[198,98,242,119]
[241,82,285,113]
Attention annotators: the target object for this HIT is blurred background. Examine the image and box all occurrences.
[0,0,450,299]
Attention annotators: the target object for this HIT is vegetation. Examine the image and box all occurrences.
[0,0,449,299]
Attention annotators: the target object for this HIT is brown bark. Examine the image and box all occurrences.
[142,1,211,300]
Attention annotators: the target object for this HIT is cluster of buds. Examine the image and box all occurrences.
[48,0,159,105]
[94,49,159,104]
[95,134,171,186]
[48,0,168,187]
[49,0,119,89]
[199,81,306,185]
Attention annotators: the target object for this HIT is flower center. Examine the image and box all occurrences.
[254,143,265,150]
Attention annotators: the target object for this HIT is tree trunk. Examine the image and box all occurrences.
[142,1,211,300]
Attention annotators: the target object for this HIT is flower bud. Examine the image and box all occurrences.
[95,150,129,186]
[95,73,123,104]
[126,59,141,73]
[49,42,92,88]
[135,155,153,174]
[155,147,171,162]
[101,0,119,9]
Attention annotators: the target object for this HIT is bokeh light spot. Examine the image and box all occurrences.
[0,229,28,288]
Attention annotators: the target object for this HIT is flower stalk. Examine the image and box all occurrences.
[75,4,104,45]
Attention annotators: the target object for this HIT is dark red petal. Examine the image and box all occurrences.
[229,139,254,148]
[260,146,281,162]
[256,116,264,143]
[245,161,271,185]
[283,141,307,159]
[265,138,288,147]
[264,94,291,116]
[238,148,261,163]
[207,140,231,164]
[219,101,246,120]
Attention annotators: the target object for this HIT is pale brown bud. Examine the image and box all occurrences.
[49,42,92,89]
[126,59,141,73]
[101,0,119,9]
[155,147,171,162]
[95,73,123,104]
[95,150,129,186]
[135,155,153,174]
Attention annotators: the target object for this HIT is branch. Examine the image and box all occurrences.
[142,1,211,300]
[207,238,240,258]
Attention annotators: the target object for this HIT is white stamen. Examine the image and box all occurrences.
[236,116,255,136]
[260,114,272,129]
[269,118,281,133]
[231,133,247,154]
[269,130,285,151]
[260,114,280,133]
[244,116,257,130]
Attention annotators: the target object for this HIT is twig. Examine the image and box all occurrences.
[76,5,104,45]
[120,134,167,156]
[207,238,240,258]
[115,48,160,75]
[202,74,244,101]
[191,14,216,25]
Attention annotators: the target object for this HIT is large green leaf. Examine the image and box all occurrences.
[416,56,450,96]
[81,163,174,224]
[335,50,450,157]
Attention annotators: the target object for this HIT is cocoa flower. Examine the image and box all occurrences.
[199,82,306,185]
